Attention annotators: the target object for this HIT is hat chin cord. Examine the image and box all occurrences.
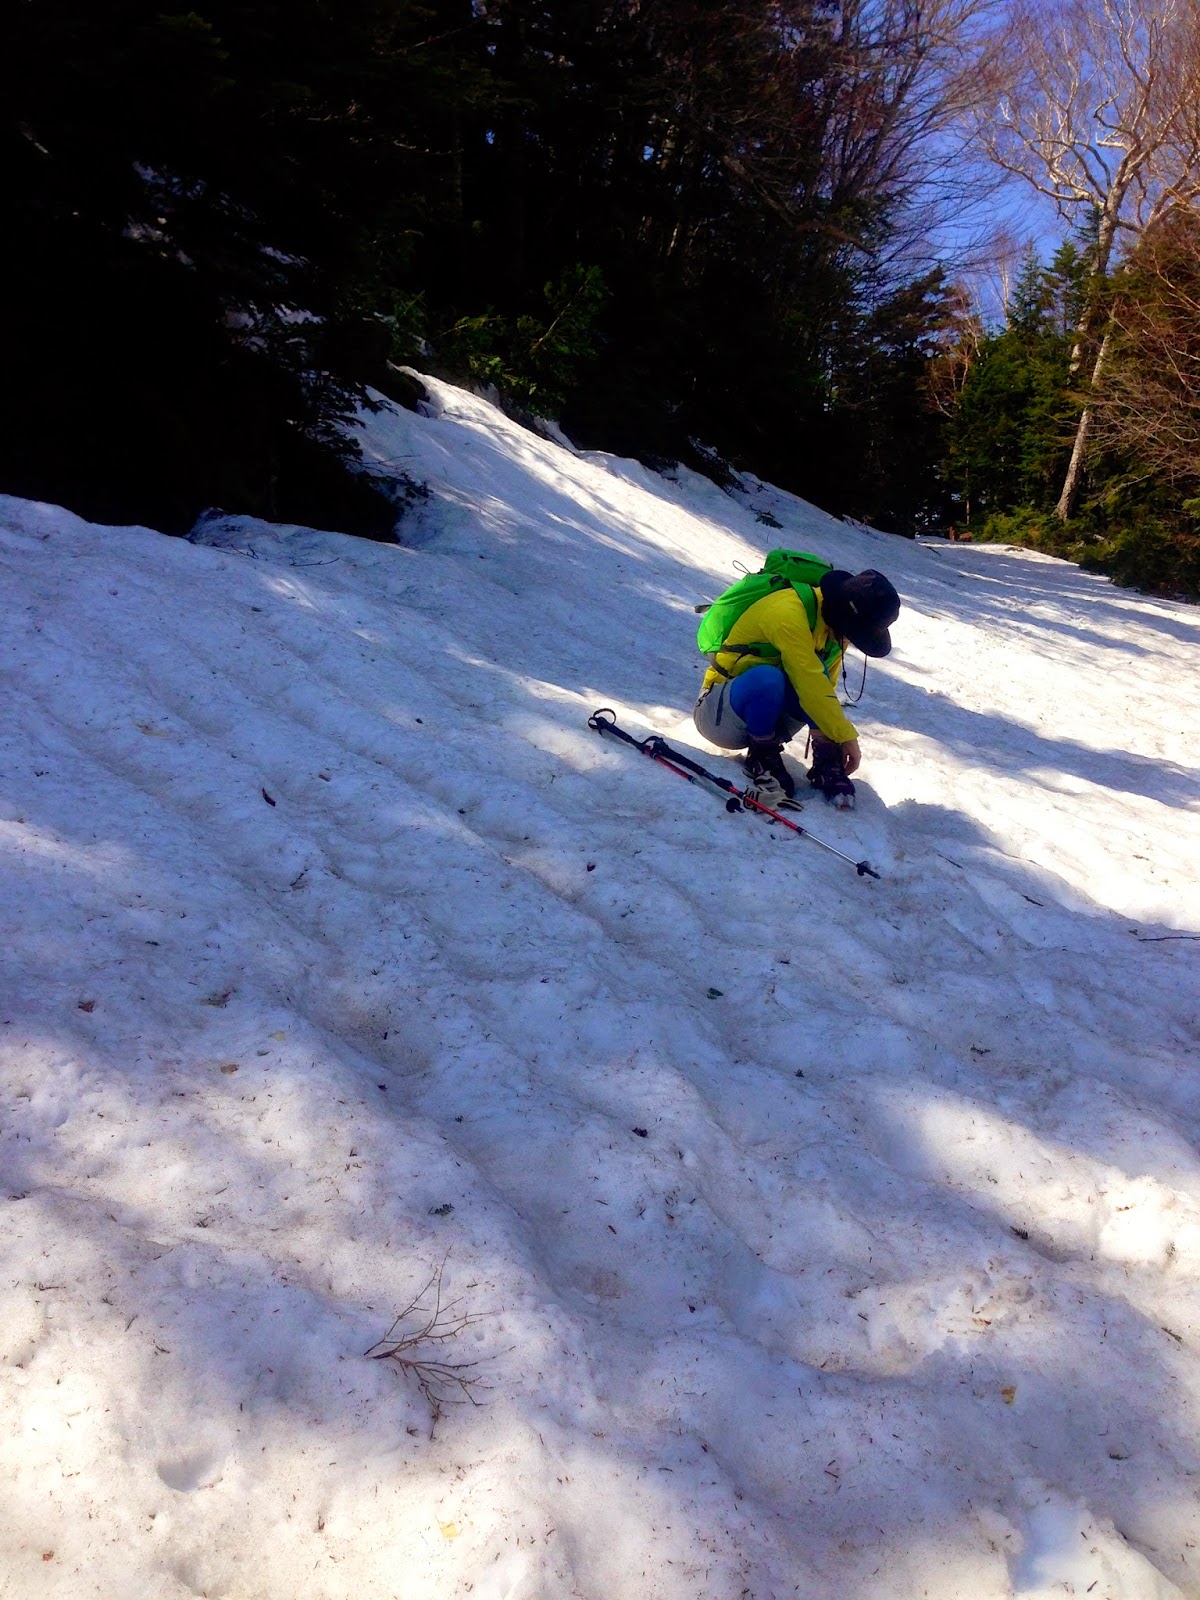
[840,638,868,705]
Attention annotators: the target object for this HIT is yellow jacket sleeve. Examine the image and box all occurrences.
[714,588,858,744]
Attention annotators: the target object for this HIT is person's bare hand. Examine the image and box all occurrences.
[840,738,862,776]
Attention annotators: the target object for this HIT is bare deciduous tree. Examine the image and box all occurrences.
[1092,206,1200,494]
[634,0,1007,264]
[978,0,1200,517]
[820,0,1010,260]
[924,280,984,417]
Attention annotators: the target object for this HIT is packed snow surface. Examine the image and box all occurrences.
[3,376,1200,1600]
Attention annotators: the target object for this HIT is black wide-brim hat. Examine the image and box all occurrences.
[819,569,901,657]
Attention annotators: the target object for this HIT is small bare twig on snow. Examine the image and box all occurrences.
[365,1256,492,1437]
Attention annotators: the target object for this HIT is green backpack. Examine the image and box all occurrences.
[696,549,835,667]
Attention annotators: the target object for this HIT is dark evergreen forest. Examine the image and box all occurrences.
[4,1,1199,595]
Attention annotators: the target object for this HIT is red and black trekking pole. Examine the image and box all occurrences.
[587,709,880,880]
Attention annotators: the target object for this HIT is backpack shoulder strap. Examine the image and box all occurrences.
[791,581,841,673]
[790,580,818,632]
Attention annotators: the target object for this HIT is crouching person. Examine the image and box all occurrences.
[692,562,900,810]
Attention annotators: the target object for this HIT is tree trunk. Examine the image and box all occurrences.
[494,1,529,299]
[1055,193,1123,518]
[436,0,473,228]
[1055,324,1113,520]
[1066,200,1120,372]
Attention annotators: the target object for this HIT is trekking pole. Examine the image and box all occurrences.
[587,708,747,811]
[587,709,880,880]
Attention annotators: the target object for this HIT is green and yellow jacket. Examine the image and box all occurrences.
[700,585,857,744]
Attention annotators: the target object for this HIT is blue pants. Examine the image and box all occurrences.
[729,665,805,737]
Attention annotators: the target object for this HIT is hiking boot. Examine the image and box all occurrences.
[742,737,796,801]
[807,742,856,809]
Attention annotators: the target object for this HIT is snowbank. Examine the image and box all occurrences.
[2,376,1199,1599]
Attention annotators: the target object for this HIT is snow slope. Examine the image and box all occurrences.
[2,375,1199,1600]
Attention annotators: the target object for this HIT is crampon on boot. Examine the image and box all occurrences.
[741,738,803,808]
[807,741,856,810]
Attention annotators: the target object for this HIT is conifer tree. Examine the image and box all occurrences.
[946,252,1074,519]
[0,0,471,530]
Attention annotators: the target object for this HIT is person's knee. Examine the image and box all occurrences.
[729,666,787,737]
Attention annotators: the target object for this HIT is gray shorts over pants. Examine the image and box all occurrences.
[692,679,808,752]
